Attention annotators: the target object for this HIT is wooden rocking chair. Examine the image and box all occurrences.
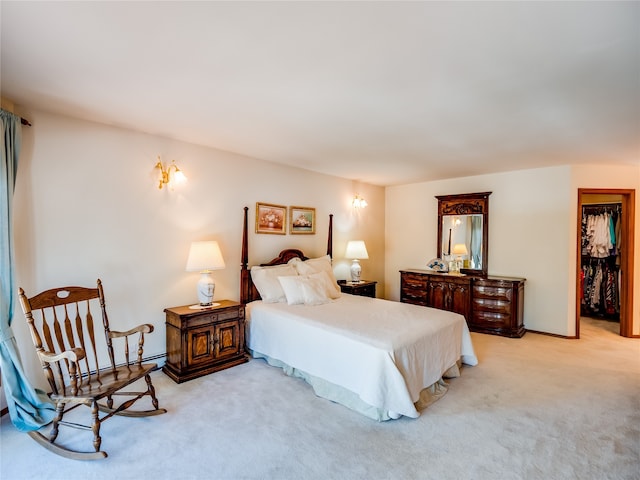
[18,279,167,460]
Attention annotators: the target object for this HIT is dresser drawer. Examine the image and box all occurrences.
[472,309,512,325]
[400,272,429,305]
[473,284,514,302]
[401,273,428,290]
[401,291,428,306]
[472,298,512,314]
[473,285,513,315]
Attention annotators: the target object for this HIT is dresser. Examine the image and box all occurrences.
[400,269,525,338]
[163,300,248,383]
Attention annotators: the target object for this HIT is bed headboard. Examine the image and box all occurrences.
[240,206,333,304]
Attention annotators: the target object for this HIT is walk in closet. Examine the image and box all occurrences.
[580,202,622,321]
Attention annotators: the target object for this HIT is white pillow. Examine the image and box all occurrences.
[277,275,306,305]
[278,275,332,306]
[289,254,330,274]
[290,255,341,296]
[309,271,341,299]
[251,264,298,303]
[300,276,333,306]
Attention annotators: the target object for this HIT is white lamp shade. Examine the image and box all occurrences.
[452,243,468,256]
[186,241,226,272]
[345,240,369,260]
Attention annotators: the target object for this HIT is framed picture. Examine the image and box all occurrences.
[256,203,287,234]
[290,206,316,234]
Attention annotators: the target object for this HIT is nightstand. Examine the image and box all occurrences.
[338,280,377,298]
[163,300,248,383]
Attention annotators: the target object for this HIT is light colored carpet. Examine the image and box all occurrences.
[1,317,638,480]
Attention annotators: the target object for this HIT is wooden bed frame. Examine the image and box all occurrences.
[240,206,333,304]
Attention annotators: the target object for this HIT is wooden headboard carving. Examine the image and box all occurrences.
[240,206,333,304]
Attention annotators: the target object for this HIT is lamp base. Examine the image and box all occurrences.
[195,271,216,306]
[350,259,362,283]
[188,303,220,310]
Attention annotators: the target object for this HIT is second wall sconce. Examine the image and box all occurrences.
[155,156,187,189]
[352,194,368,209]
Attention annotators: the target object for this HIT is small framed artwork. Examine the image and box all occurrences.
[290,206,316,234]
[256,203,287,234]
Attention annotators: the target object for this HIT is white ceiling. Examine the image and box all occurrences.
[2,1,639,186]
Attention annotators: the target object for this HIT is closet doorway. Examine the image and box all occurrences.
[576,189,635,338]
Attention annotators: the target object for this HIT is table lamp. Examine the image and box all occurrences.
[345,240,369,283]
[452,243,468,273]
[186,241,226,308]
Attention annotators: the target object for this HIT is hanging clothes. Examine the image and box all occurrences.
[580,203,621,320]
[585,211,613,258]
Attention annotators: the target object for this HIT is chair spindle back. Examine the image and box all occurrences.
[19,280,116,396]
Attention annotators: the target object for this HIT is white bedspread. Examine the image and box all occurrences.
[246,294,477,419]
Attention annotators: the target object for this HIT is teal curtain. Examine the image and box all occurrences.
[469,216,482,270]
[0,109,54,431]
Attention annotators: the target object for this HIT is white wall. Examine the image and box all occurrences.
[386,164,639,337]
[7,108,638,398]
[570,164,640,336]
[11,110,385,389]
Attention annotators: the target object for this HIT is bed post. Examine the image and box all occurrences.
[327,213,333,258]
[241,206,250,304]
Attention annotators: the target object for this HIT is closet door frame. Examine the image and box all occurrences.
[576,188,635,338]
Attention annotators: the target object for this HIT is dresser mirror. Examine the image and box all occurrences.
[436,192,491,277]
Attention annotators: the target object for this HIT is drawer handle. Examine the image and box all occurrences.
[403,292,422,299]
[475,289,507,297]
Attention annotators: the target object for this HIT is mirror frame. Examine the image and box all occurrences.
[436,192,492,277]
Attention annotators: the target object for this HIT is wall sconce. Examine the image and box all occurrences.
[352,194,368,209]
[345,240,369,283]
[155,156,187,189]
[186,241,226,308]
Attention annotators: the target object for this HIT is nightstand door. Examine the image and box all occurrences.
[186,324,216,368]
[214,319,243,360]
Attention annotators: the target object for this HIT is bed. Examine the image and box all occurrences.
[240,207,478,421]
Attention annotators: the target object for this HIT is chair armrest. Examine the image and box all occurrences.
[109,324,154,339]
[108,324,154,366]
[39,347,86,364]
[39,348,87,397]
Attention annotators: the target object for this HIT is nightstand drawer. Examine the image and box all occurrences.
[338,280,377,298]
[184,313,218,328]
[218,308,243,321]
